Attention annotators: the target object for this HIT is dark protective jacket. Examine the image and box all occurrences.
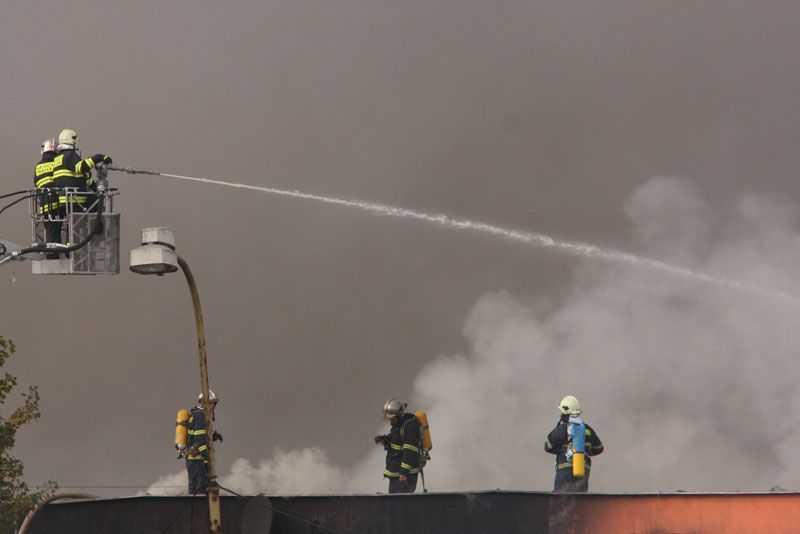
[186,407,209,462]
[34,151,57,188]
[52,148,100,207]
[383,413,422,479]
[34,151,58,213]
[545,419,604,471]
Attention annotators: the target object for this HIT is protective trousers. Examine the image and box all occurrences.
[186,460,208,494]
[388,473,418,494]
[43,219,63,259]
[554,468,589,493]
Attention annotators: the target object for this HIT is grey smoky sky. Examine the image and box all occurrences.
[2,1,800,495]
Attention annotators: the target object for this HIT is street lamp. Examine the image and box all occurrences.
[130,227,221,533]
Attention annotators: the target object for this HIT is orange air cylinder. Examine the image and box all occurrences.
[415,410,433,450]
[175,409,189,450]
[572,452,586,477]
[570,421,586,478]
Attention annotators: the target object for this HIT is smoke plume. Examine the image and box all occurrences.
[149,176,800,495]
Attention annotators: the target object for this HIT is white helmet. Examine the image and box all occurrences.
[198,390,218,404]
[382,397,406,419]
[558,395,582,415]
[58,128,79,147]
[41,139,55,154]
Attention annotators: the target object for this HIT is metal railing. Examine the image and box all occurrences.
[29,187,119,247]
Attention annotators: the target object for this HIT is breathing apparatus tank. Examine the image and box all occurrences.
[570,421,586,478]
[175,409,190,457]
[415,410,432,450]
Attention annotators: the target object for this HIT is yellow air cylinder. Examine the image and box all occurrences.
[415,410,433,450]
[572,452,585,478]
[175,409,189,450]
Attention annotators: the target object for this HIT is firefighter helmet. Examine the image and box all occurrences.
[558,395,581,415]
[382,397,406,419]
[58,128,79,147]
[198,390,218,404]
[41,138,55,154]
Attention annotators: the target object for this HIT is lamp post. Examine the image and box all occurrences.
[130,227,221,533]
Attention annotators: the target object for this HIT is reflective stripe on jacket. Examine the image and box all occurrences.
[34,153,57,188]
[383,413,422,478]
[186,407,209,462]
[34,153,59,213]
[52,149,97,205]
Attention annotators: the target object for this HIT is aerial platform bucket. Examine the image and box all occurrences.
[31,213,120,275]
[30,187,120,275]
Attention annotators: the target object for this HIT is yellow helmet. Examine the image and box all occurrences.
[558,395,582,415]
[58,129,79,147]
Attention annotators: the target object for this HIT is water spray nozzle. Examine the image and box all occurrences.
[107,165,161,176]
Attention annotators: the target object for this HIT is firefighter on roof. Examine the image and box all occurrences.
[375,397,423,494]
[52,128,112,212]
[545,395,603,492]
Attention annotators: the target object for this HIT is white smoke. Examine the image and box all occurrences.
[146,448,385,496]
[148,176,800,495]
[223,449,347,494]
[146,470,187,496]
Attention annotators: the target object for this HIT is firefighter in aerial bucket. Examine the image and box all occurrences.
[178,390,223,495]
[33,139,60,257]
[374,397,431,494]
[52,128,112,213]
[544,395,603,492]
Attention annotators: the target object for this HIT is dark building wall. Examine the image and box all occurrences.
[26,493,550,534]
[26,491,800,534]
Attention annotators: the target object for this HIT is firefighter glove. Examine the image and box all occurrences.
[213,431,223,443]
[374,434,390,448]
[91,154,112,165]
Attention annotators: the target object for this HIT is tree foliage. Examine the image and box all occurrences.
[0,336,55,532]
